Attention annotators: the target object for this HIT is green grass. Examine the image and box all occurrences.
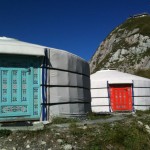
[69,123,85,136]
[136,110,150,116]
[0,129,12,137]
[51,117,79,124]
[119,16,150,36]
[134,69,150,79]
[85,121,150,150]
[87,112,112,120]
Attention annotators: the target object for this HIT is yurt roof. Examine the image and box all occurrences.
[0,37,87,62]
[0,37,45,56]
[91,69,150,84]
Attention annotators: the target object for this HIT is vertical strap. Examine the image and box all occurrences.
[42,49,48,121]
[107,81,111,112]
[132,80,135,112]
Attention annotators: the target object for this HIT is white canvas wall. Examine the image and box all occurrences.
[92,106,110,112]
[46,48,91,118]
[91,89,108,97]
[134,97,150,105]
[133,88,150,96]
[49,70,90,88]
[92,98,109,106]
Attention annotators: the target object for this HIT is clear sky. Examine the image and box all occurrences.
[0,0,149,61]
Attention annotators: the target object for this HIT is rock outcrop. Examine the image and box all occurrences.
[90,15,150,78]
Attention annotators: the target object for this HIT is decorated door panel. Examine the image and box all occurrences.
[109,84,132,111]
[0,55,42,120]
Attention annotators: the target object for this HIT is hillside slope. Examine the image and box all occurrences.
[90,15,150,78]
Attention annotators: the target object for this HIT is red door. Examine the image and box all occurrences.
[109,84,132,111]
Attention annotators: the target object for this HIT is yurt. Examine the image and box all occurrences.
[91,69,150,113]
[0,37,91,122]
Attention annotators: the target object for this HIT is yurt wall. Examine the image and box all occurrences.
[133,80,150,111]
[91,80,110,112]
[41,48,91,120]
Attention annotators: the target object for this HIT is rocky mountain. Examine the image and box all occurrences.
[90,14,150,78]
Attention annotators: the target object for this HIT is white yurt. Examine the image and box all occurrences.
[91,69,150,113]
[0,37,91,122]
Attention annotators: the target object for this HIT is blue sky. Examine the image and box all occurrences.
[0,0,149,61]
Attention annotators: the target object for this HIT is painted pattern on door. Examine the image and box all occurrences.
[109,84,132,111]
[0,55,42,121]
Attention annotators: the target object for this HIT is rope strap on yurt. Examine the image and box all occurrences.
[42,49,48,121]
[132,80,135,112]
[107,81,111,112]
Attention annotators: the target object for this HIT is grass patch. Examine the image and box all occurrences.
[87,112,112,120]
[69,123,85,136]
[52,117,79,124]
[120,16,150,36]
[134,69,150,79]
[86,121,150,150]
[136,110,150,116]
[0,129,12,137]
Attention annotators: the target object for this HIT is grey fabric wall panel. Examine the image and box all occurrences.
[91,81,107,88]
[49,70,69,85]
[134,106,150,111]
[49,48,69,70]
[91,89,108,97]
[82,60,90,75]
[133,88,150,96]
[68,54,77,72]
[83,76,90,89]
[92,98,109,106]
[92,106,110,112]
[49,105,60,116]
[134,97,150,105]
[49,104,70,117]
[48,48,89,75]
[49,103,90,117]
[45,48,91,118]
[48,69,90,88]
[133,80,150,87]
[49,87,90,103]
[83,88,91,100]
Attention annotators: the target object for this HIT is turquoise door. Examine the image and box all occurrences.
[0,55,42,121]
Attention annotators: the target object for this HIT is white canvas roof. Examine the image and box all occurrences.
[0,37,45,56]
[91,69,150,84]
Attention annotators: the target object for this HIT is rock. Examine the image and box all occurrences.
[145,125,150,134]
[23,136,27,139]
[26,140,30,144]
[63,144,73,150]
[83,126,87,130]
[127,28,139,36]
[138,121,143,127]
[26,145,30,149]
[121,49,128,55]
[13,147,16,150]
[48,148,52,150]
[55,133,60,136]
[106,144,113,150]
[8,139,12,141]
[41,140,46,145]
[57,139,63,144]
[145,125,150,129]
